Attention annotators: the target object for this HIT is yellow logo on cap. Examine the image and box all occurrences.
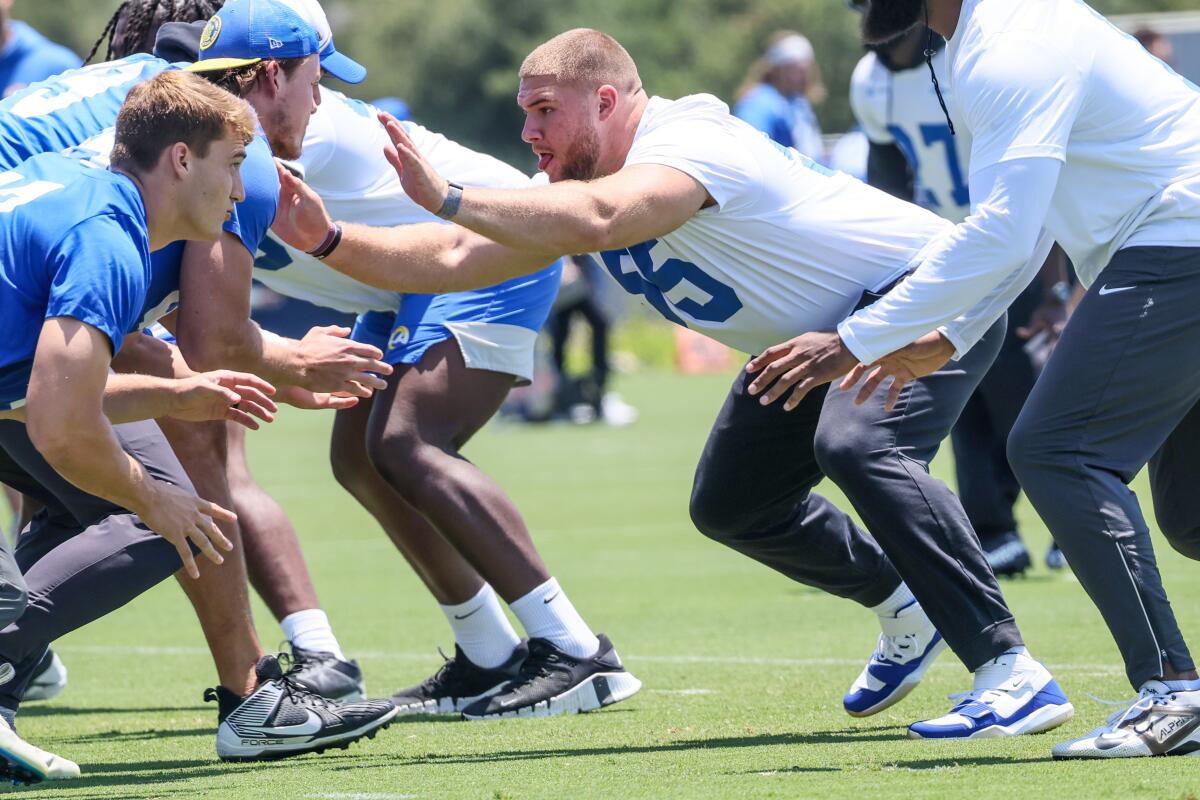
[199,16,222,51]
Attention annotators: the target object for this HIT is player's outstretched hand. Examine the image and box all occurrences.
[272,160,334,253]
[840,331,956,412]
[379,112,451,216]
[171,371,278,430]
[295,325,391,396]
[136,481,236,579]
[275,385,361,411]
[745,331,858,411]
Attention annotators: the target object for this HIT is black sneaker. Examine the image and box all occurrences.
[207,655,397,762]
[391,642,527,715]
[461,634,641,720]
[982,531,1032,578]
[287,646,366,703]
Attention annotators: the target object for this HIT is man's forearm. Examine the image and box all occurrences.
[324,221,552,294]
[28,408,155,513]
[452,182,611,255]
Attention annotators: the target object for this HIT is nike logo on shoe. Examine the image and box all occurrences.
[256,709,325,737]
[1098,284,1136,295]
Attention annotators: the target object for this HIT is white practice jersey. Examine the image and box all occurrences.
[851,48,973,223]
[592,94,950,356]
[947,0,1200,283]
[254,87,533,314]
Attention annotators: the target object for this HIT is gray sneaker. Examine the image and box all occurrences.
[1052,682,1200,759]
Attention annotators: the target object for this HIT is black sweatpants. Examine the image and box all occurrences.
[0,420,186,709]
[1010,245,1200,689]
[690,314,1022,671]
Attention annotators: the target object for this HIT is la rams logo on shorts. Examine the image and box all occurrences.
[199,16,222,51]
[388,325,410,349]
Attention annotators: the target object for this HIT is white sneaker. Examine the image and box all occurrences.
[0,716,79,784]
[909,651,1073,739]
[843,601,946,717]
[23,650,67,703]
[1052,681,1200,759]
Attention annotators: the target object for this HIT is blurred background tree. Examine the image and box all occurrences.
[15,0,1200,166]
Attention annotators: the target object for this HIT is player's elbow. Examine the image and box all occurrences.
[26,404,83,470]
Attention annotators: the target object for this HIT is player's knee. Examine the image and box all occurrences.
[1006,414,1049,486]
[0,575,28,628]
[1157,511,1200,561]
[688,479,744,543]
[329,436,371,499]
[812,424,869,485]
[366,428,434,503]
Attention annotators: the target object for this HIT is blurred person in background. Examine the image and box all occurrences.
[733,31,825,161]
[1134,26,1175,67]
[545,254,637,426]
[848,12,1072,576]
[0,0,80,96]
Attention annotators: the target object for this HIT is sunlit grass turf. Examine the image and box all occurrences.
[6,369,1199,799]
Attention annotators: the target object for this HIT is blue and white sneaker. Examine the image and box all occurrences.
[909,651,1073,739]
[844,600,947,717]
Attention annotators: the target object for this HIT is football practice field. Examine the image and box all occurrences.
[6,370,1198,799]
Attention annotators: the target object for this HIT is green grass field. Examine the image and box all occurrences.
[6,369,1200,799]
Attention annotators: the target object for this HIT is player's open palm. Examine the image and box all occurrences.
[378,112,449,215]
[272,160,333,253]
[171,371,278,430]
[295,325,391,396]
[136,481,236,579]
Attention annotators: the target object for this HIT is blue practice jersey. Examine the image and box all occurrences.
[0,21,81,97]
[0,54,280,324]
[0,54,171,170]
[0,153,150,410]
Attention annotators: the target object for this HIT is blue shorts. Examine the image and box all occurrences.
[351,261,562,383]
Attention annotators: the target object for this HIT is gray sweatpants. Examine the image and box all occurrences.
[0,420,187,709]
[1009,245,1200,689]
[690,312,1022,670]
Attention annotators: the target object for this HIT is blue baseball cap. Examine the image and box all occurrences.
[188,0,366,84]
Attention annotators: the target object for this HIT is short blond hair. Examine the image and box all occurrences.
[111,70,258,173]
[519,28,641,92]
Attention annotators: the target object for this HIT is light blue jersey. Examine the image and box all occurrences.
[0,153,150,409]
[0,55,171,170]
[0,55,280,325]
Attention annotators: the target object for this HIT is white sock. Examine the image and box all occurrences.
[509,577,599,658]
[440,583,522,669]
[281,609,345,661]
[973,646,1035,691]
[870,583,916,618]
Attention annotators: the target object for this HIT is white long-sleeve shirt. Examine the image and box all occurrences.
[838,0,1200,364]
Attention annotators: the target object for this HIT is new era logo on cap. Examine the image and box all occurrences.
[187,0,366,83]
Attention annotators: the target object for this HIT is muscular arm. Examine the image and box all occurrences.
[274,160,708,295]
[176,234,388,395]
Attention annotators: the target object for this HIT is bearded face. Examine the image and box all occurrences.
[861,0,925,45]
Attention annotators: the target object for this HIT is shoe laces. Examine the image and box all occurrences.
[874,632,920,664]
[420,647,472,692]
[272,653,337,711]
[1088,687,1173,729]
[517,641,572,681]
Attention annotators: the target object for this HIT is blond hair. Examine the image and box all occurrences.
[520,28,641,92]
[736,30,827,106]
[111,70,257,173]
